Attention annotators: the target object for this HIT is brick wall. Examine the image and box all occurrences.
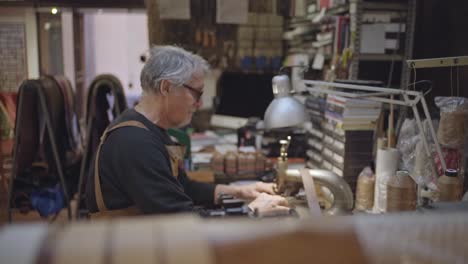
[0,23,27,92]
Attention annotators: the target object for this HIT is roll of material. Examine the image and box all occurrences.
[373,147,400,213]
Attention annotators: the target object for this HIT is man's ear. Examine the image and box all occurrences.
[159,80,171,96]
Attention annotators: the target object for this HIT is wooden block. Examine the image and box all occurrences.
[186,170,215,183]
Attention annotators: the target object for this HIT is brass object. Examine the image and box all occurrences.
[273,137,353,215]
[276,137,290,193]
[284,169,354,215]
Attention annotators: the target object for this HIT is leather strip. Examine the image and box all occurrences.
[94,120,149,213]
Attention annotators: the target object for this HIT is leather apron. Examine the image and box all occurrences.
[91,120,186,219]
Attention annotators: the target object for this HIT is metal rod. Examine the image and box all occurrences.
[353,92,399,98]
[303,80,422,97]
[404,94,440,185]
[75,81,101,219]
[307,87,418,106]
[407,56,468,69]
[76,119,94,219]
[420,96,447,173]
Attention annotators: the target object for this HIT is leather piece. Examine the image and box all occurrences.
[85,74,127,158]
[14,80,41,174]
[39,76,68,172]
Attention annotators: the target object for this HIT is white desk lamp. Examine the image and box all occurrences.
[263,75,307,129]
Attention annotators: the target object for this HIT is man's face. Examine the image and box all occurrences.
[166,71,204,128]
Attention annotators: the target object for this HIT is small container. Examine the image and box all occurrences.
[438,169,463,202]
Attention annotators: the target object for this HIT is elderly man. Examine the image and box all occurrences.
[86,45,289,218]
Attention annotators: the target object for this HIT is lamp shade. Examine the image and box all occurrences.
[264,75,307,129]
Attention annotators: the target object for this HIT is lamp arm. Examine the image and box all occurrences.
[303,80,447,181]
[420,95,447,173]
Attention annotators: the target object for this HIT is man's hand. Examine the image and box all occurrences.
[236,182,277,200]
[248,193,290,217]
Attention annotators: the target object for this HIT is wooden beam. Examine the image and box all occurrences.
[145,0,163,45]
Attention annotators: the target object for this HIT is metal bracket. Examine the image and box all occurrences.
[407,56,468,69]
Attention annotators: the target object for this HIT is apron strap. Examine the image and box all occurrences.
[94,120,149,212]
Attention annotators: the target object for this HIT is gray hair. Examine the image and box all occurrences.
[140,45,209,94]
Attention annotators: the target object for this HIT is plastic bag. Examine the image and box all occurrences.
[412,140,431,185]
[397,118,439,184]
[31,184,64,217]
[435,96,468,149]
[397,119,419,173]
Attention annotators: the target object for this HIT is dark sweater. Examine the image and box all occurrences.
[85,109,215,214]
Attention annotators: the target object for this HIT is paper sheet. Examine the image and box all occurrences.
[216,0,248,24]
[214,144,237,155]
[159,0,191,20]
[192,153,213,164]
[312,53,325,70]
[360,24,386,54]
[300,169,322,216]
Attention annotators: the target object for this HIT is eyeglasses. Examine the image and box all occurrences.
[182,84,203,102]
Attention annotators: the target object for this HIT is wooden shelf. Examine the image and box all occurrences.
[362,2,407,11]
[359,54,403,61]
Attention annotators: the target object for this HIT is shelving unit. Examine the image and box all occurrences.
[283,1,418,197]
[349,0,417,88]
[284,0,415,87]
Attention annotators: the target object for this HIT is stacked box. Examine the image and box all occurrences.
[304,93,326,169]
[321,123,375,196]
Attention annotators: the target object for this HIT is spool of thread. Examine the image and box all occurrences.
[255,152,266,174]
[246,152,256,176]
[374,147,400,213]
[437,111,467,148]
[224,151,238,175]
[387,171,417,212]
[264,158,273,172]
[237,152,248,175]
[355,168,375,211]
[211,151,224,174]
[438,169,463,202]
